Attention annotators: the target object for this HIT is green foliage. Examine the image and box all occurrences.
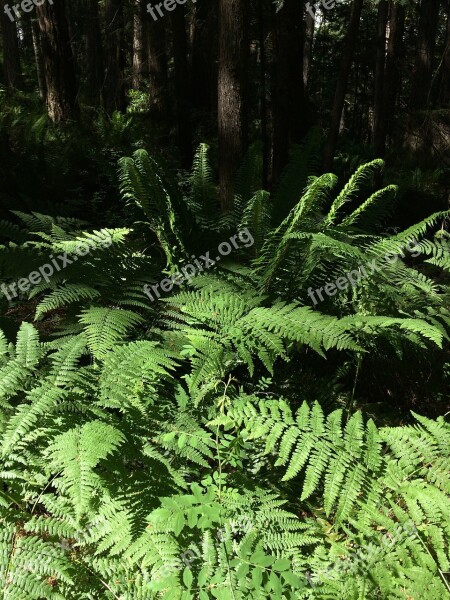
[0,155,449,598]
[118,149,186,267]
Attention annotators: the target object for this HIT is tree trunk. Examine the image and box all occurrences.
[323,0,364,171]
[84,0,103,106]
[0,0,22,89]
[31,17,46,101]
[382,1,405,150]
[272,0,307,186]
[218,0,249,211]
[146,13,168,117]
[36,0,79,123]
[104,0,126,113]
[65,0,81,79]
[258,0,269,187]
[132,0,146,90]
[410,0,441,110]
[303,5,315,87]
[435,0,450,107]
[171,5,193,168]
[191,0,219,126]
[373,0,388,155]
[20,12,34,52]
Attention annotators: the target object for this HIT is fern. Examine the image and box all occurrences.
[0,154,448,599]
[78,307,144,358]
[46,421,125,520]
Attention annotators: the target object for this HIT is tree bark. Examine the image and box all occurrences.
[19,12,34,52]
[132,0,146,90]
[373,0,388,155]
[382,1,405,151]
[104,0,126,113]
[410,0,441,110]
[258,0,269,187]
[435,0,450,107]
[36,0,79,123]
[83,0,103,106]
[146,13,168,117]
[303,5,315,88]
[0,0,22,89]
[323,0,364,171]
[191,0,219,125]
[65,0,81,79]
[31,17,46,101]
[171,4,193,168]
[272,0,307,186]
[218,0,249,211]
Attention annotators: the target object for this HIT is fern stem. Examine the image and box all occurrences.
[346,353,362,422]
[215,376,237,600]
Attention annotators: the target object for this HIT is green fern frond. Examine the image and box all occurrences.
[78,307,144,358]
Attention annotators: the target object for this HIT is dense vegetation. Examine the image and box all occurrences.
[0,0,449,599]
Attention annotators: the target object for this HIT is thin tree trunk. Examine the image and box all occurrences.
[218,0,249,211]
[382,1,405,150]
[323,0,364,171]
[36,0,78,123]
[258,0,269,188]
[20,13,33,52]
[191,0,218,125]
[272,0,307,186]
[65,0,80,74]
[435,0,450,106]
[84,0,103,106]
[146,14,168,117]
[303,5,315,87]
[373,0,388,155]
[410,0,441,110]
[171,4,193,168]
[0,0,22,89]
[31,17,46,101]
[104,0,126,113]
[132,0,145,90]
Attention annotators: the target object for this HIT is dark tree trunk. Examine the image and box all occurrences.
[65,0,80,77]
[31,17,46,101]
[303,5,315,87]
[410,0,441,110]
[258,0,269,187]
[191,0,218,126]
[373,0,388,155]
[36,0,78,123]
[83,0,103,106]
[0,0,22,89]
[435,0,450,107]
[132,0,146,89]
[272,0,307,186]
[382,1,405,150]
[104,0,126,113]
[171,5,193,168]
[20,13,34,52]
[146,13,168,117]
[218,0,249,211]
[323,0,364,171]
